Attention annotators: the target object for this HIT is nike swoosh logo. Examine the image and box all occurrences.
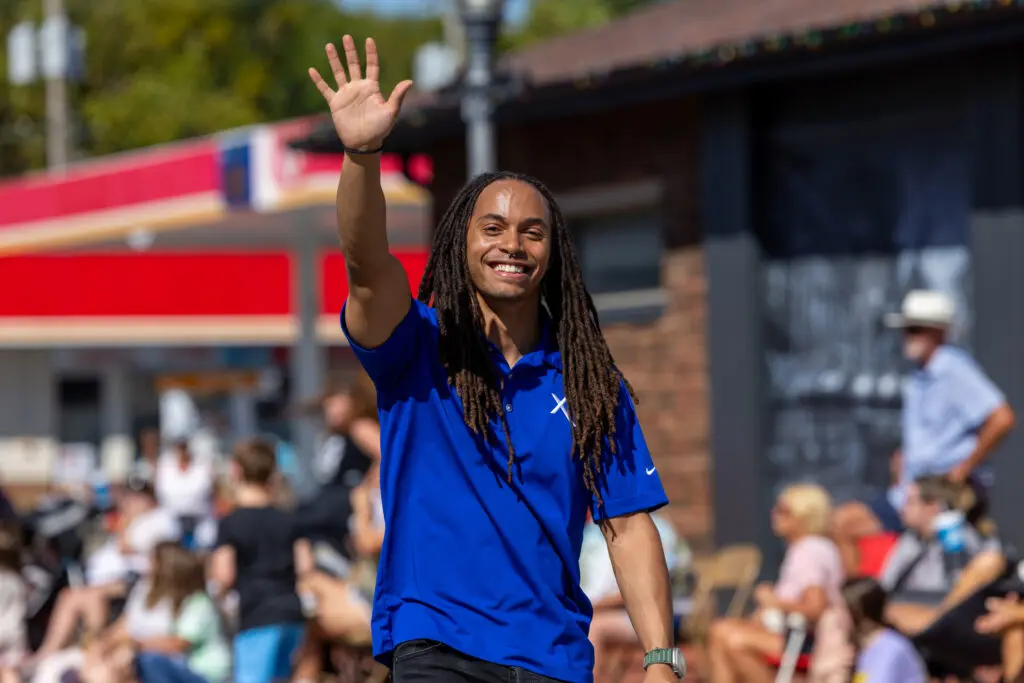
[646,467,656,475]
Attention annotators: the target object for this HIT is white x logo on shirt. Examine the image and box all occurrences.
[550,393,571,424]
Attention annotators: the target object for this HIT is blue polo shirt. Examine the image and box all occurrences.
[341,298,668,683]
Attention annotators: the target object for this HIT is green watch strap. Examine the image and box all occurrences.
[643,648,674,670]
[643,648,684,678]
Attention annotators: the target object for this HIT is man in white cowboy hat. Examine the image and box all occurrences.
[834,290,1016,573]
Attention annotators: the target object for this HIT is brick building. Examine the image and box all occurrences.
[298,0,1024,557]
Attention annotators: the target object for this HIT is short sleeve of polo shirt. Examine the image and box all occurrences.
[591,388,669,521]
[946,352,1004,428]
[340,298,431,388]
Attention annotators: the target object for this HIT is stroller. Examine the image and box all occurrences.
[19,493,100,651]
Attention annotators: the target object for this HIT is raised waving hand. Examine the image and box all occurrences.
[308,36,414,152]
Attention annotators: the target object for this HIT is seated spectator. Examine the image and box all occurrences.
[843,577,927,683]
[132,543,231,683]
[0,522,27,670]
[976,591,1024,682]
[879,476,1005,635]
[581,511,681,681]
[834,290,1016,574]
[209,439,311,683]
[32,483,179,660]
[25,542,199,683]
[708,484,844,683]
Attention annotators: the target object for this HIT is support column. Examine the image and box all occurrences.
[971,211,1024,551]
[100,364,133,480]
[0,350,58,483]
[967,49,1024,551]
[701,93,772,565]
[290,224,325,462]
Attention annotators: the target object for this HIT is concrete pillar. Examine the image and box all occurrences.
[0,350,58,483]
[100,364,134,481]
[290,224,324,461]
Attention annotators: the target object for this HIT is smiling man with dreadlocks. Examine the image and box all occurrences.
[308,37,680,683]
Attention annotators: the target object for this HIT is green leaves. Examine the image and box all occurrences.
[0,0,442,176]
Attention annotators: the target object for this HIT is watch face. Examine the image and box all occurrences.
[670,649,685,677]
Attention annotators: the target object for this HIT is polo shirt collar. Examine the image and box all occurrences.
[483,314,562,372]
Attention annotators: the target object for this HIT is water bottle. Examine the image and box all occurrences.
[91,470,112,513]
[934,510,969,576]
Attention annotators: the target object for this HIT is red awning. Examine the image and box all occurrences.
[0,250,427,346]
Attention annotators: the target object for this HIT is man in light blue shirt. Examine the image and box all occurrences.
[307,36,682,683]
[835,290,1015,573]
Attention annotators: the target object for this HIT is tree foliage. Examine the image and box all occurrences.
[0,0,442,177]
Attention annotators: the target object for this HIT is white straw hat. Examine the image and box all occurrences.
[884,290,955,329]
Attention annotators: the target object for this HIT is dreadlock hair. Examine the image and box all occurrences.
[417,171,636,510]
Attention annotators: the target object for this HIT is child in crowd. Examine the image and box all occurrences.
[0,522,27,672]
[210,439,312,683]
[132,542,231,683]
[843,577,926,683]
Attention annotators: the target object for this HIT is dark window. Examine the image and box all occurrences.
[58,377,102,447]
[571,207,662,295]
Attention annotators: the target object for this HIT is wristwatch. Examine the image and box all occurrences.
[643,648,686,678]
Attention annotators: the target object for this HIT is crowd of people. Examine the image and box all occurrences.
[700,287,1022,683]
[0,371,385,683]
[0,301,1016,683]
[702,475,1024,683]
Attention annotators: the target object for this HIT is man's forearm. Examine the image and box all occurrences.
[965,404,1016,471]
[336,152,390,282]
[605,514,674,652]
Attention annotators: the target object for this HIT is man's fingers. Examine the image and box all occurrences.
[387,79,414,113]
[343,34,362,81]
[326,43,347,87]
[308,68,334,102]
[365,38,380,82]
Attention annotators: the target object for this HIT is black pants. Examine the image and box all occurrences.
[391,640,565,683]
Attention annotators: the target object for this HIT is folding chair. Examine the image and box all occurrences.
[682,544,762,643]
[772,613,810,683]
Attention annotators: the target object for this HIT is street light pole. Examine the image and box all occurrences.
[458,0,504,179]
[7,0,77,172]
[42,0,70,171]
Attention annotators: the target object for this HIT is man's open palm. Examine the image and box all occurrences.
[308,35,413,151]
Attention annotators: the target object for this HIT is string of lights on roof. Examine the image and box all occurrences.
[566,0,1024,86]
[352,0,1024,131]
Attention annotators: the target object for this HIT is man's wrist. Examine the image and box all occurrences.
[643,647,684,678]
[344,138,385,156]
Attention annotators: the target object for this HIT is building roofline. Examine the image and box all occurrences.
[293,0,1024,155]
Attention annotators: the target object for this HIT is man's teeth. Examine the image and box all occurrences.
[493,264,526,274]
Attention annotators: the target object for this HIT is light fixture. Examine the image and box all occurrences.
[125,228,154,252]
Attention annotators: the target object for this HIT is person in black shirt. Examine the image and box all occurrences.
[0,485,16,524]
[295,371,379,574]
[292,372,382,683]
[210,439,313,683]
